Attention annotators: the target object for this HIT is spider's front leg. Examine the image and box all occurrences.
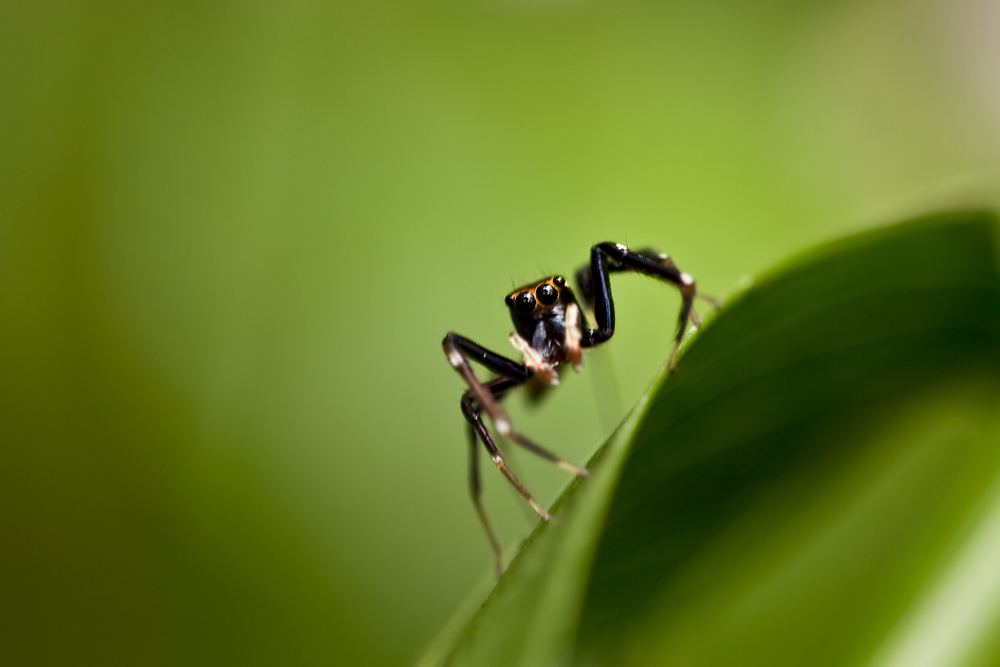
[575,243,721,372]
[442,333,586,575]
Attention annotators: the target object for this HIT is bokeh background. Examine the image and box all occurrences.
[3,0,1000,665]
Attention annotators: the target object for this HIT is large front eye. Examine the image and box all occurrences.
[515,291,536,313]
[536,283,558,305]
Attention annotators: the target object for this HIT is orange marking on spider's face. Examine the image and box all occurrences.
[505,276,566,313]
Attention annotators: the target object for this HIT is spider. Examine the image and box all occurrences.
[443,242,721,576]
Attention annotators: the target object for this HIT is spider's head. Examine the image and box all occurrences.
[504,275,575,345]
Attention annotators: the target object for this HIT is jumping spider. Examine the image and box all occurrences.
[443,242,720,576]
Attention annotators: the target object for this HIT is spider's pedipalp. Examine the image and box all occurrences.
[565,302,582,372]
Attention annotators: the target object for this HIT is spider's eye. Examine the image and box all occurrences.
[552,276,566,287]
[505,294,515,307]
[515,291,536,313]
[536,283,558,305]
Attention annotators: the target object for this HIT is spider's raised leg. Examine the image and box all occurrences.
[575,243,720,372]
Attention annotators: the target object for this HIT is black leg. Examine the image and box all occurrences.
[576,243,719,372]
[443,333,527,440]
[444,333,585,474]
[443,334,586,576]
[460,377,542,578]
[466,396,502,578]
[445,332,530,382]
[460,379,547,516]
[462,377,587,477]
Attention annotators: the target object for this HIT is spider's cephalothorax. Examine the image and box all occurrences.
[442,242,720,577]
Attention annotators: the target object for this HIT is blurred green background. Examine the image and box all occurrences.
[3,0,1000,665]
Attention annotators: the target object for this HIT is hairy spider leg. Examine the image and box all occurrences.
[576,243,717,372]
[443,333,587,573]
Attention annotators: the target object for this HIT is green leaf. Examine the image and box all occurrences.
[421,210,1000,667]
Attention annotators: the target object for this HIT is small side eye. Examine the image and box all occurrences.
[515,291,536,313]
[505,294,515,307]
[552,276,566,287]
[536,283,558,305]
